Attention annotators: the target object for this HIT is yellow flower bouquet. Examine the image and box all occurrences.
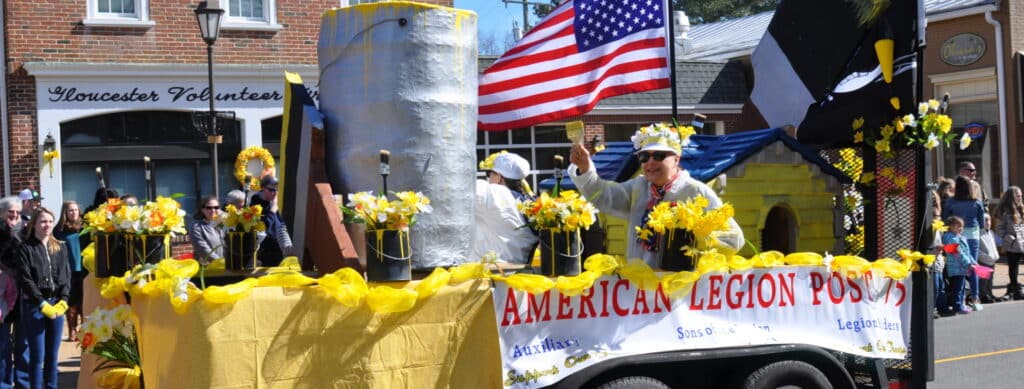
[80,305,142,389]
[342,191,432,281]
[635,195,736,270]
[218,204,265,271]
[342,191,433,232]
[853,98,956,154]
[219,204,266,233]
[517,191,597,233]
[518,191,597,276]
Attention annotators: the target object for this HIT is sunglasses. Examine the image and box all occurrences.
[637,151,670,163]
[203,206,220,210]
[964,168,976,173]
[264,187,278,193]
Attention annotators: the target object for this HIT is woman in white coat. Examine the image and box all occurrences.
[568,123,743,268]
[473,152,539,264]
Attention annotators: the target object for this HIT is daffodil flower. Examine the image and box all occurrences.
[924,133,939,150]
[918,102,929,116]
[959,133,972,150]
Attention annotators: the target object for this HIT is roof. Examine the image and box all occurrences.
[682,0,999,61]
[538,128,853,190]
[478,56,748,107]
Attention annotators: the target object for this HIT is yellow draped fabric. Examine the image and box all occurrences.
[132,279,501,388]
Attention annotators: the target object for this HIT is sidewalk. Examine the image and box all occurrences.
[57,337,80,389]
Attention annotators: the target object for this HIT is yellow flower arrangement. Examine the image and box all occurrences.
[234,146,275,191]
[343,191,433,231]
[84,197,186,236]
[220,204,266,233]
[80,304,141,389]
[517,190,597,233]
[634,195,735,255]
[630,122,695,154]
[84,198,123,233]
[140,196,187,235]
[852,98,956,155]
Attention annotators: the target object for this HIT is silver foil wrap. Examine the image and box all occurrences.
[319,3,478,268]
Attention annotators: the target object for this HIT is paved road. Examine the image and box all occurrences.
[930,260,1024,389]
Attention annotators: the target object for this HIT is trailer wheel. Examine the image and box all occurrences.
[594,375,670,389]
[742,360,831,389]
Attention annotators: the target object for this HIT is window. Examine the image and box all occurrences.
[61,111,243,221]
[477,126,572,189]
[340,0,380,5]
[222,0,282,31]
[85,0,153,27]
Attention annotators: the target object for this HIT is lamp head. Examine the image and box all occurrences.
[194,1,225,45]
[42,133,56,153]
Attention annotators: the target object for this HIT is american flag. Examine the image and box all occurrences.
[478,0,671,131]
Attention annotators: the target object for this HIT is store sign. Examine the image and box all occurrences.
[44,85,319,105]
[941,33,986,66]
[964,122,988,139]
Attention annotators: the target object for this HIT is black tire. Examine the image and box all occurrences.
[594,375,670,389]
[742,360,832,389]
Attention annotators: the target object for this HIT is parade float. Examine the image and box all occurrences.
[75,2,939,389]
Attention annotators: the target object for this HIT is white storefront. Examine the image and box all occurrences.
[25,62,317,215]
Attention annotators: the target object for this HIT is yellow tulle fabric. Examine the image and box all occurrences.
[317,268,369,307]
[365,286,418,313]
[93,246,933,316]
[96,365,142,389]
[617,259,661,291]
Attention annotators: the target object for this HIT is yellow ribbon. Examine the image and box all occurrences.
[783,252,824,266]
[553,271,601,297]
[316,268,369,307]
[500,273,556,295]
[95,365,141,389]
[415,268,451,300]
[365,286,418,314]
[617,259,661,291]
[583,253,621,275]
[660,271,700,298]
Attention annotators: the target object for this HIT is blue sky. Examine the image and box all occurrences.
[454,0,538,54]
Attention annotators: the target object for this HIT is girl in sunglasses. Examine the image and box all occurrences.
[568,123,744,268]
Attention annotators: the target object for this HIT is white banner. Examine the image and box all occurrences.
[493,267,913,388]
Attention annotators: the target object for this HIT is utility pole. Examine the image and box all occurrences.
[502,0,549,34]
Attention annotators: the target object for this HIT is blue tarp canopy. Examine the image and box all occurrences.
[539,128,852,190]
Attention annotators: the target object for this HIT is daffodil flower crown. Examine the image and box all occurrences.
[479,150,508,171]
[630,123,695,154]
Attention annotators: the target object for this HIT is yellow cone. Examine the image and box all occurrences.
[890,97,900,110]
[875,38,894,84]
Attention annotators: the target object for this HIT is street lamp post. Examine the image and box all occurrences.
[195,0,225,198]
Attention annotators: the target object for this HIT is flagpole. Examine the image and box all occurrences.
[666,0,678,121]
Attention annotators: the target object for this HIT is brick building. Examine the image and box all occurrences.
[0,0,452,216]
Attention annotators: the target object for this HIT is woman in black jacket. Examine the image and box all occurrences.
[14,207,70,389]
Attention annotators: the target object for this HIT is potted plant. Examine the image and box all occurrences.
[518,191,597,276]
[635,195,736,271]
[83,198,128,277]
[343,191,432,281]
[218,204,265,270]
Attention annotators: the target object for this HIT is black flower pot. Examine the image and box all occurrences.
[126,234,169,266]
[225,232,258,271]
[659,228,697,271]
[93,232,126,278]
[539,229,582,276]
[365,230,412,282]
